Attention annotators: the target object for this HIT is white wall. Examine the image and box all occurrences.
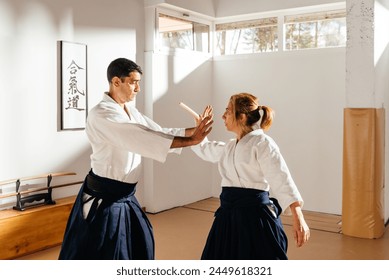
[0,0,146,201]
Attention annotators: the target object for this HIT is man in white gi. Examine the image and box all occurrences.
[58,58,213,260]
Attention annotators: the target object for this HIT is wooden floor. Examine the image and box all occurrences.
[15,198,389,260]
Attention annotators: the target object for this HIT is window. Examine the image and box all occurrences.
[157,7,346,56]
[215,17,278,56]
[158,13,210,53]
[284,10,346,50]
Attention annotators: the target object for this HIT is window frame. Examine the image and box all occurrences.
[154,3,346,58]
[156,7,213,55]
[213,3,346,57]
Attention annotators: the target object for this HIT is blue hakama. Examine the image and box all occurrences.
[201,187,288,260]
[58,171,154,260]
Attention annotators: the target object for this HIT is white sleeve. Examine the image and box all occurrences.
[131,108,185,154]
[257,138,303,215]
[87,115,174,163]
[191,138,226,163]
[141,114,184,136]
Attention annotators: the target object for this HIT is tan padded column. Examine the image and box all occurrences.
[342,108,385,238]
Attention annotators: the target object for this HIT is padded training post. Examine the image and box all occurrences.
[342,108,385,239]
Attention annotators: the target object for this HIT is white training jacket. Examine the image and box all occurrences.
[191,129,303,214]
[86,93,184,183]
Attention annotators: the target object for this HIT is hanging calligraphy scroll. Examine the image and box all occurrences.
[60,41,87,130]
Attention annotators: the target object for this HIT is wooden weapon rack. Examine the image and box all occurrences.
[0,172,82,211]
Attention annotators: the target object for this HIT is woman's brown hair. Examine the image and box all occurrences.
[229,93,274,134]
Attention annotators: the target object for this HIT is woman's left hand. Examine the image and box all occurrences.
[290,202,310,247]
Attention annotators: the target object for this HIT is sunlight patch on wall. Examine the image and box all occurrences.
[151,52,210,102]
[173,52,210,84]
[153,54,169,102]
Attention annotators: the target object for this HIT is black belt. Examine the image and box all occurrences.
[220,187,269,208]
[84,170,137,200]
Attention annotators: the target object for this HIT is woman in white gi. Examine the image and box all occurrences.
[58,58,212,260]
[192,93,309,260]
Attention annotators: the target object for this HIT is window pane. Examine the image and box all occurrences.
[159,14,193,50]
[158,13,209,52]
[215,18,278,55]
[193,22,209,52]
[284,10,346,50]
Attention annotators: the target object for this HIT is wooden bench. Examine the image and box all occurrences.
[0,196,76,259]
[0,172,81,259]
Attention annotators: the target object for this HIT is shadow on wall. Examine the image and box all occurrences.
[144,53,217,212]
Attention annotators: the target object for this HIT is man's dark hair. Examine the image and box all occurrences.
[107,58,143,82]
